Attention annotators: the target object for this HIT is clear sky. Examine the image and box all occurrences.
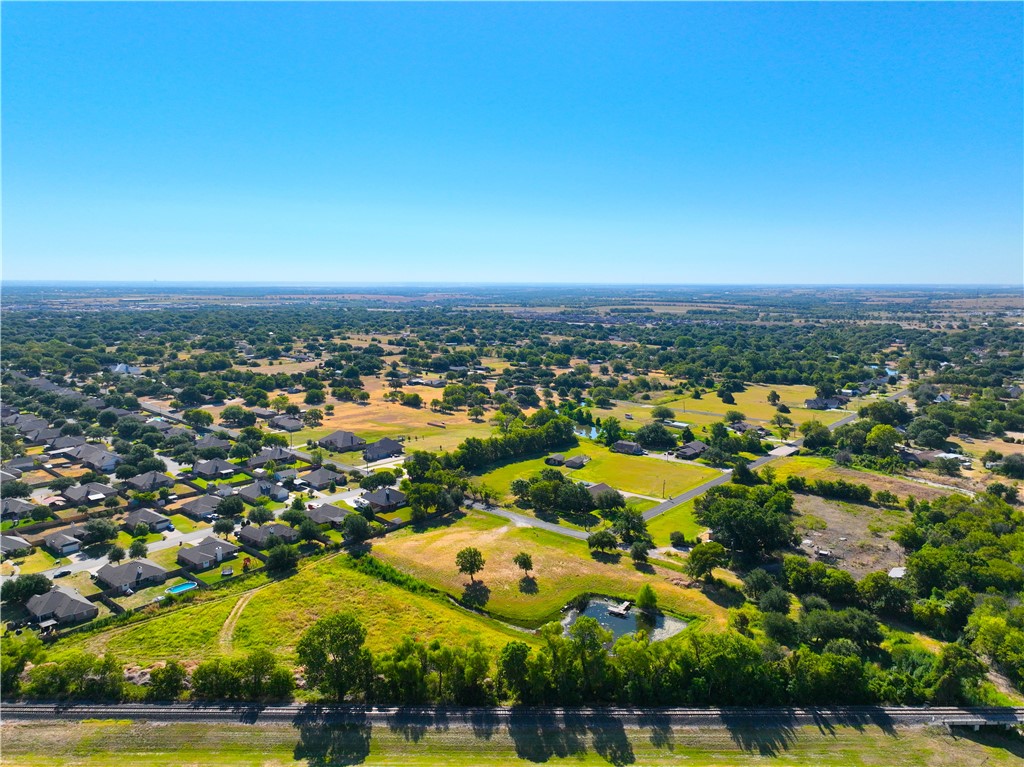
[2,2,1021,284]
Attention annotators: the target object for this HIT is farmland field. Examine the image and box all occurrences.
[3,720,1022,767]
[372,510,727,628]
[770,456,953,502]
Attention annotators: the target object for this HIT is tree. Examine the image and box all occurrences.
[302,409,324,428]
[634,422,676,450]
[296,612,370,701]
[724,410,745,424]
[84,518,118,543]
[270,394,289,413]
[183,409,214,428]
[636,583,657,612]
[685,541,727,581]
[760,586,791,614]
[304,389,326,405]
[341,513,372,542]
[129,539,148,559]
[1,574,52,605]
[280,507,308,527]
[650,405,675,421]
[0,480,31,499]
[107,544,126,563]
[512,551,533,576]
[630,539,651,564]
[770,413,794,438]
[213,518,235,537]
[510,478,532,503]
[468,405,485,422]
[148,661,187,701]
[587,529,618,552]
[248,506,274,526]
[48,476,77,492]
[265,544,299,572]
[599,417,623,446]
[865,424,901,457]
[767,390,781,405]
[217,496,245,518]
[456,547,485,582]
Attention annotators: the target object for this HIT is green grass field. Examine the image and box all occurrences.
[474,442,719,501]
[56,549,537,667]
[646,500,705,547]
[3,720,1021,767]
[372,510,727,629]
[8,548,68,574]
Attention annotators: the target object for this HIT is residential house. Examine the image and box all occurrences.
[545,454,566,466]
[302,467,343,490]
[124,471,175,493]
[730,422,770,438]
[46,435,87,453]
[307,504,350,527]
[1,498,35,521]
[237,522,300,549]
[23,427,62,446]
[3,456,38,474]
[177,537,240,571]
[1006,385,1023,400]
[0,470,17,485]
[676,440,709,460]
[180,495,222,520]
[195,435,232,451]
[194,458,239,481]
[610,440,643,455]
[933,393,952,404]
[26,586,98,626]
[586,482,615,500]
[71,445,122,473]
[109,363,142,375]
[271,415,303,432]
[62,482,118,507]
[0,534,32,557]
[317,430,366,452]
[804,397,845,411]
[239,480,289,504]
[250,407,277,421]
[362,437,404,463]
[96,559,168,594]
[360,487,407,513]
[564,455,589,470]
[44,531,81,556]
[247,446,299,469]
[124,507,172,533]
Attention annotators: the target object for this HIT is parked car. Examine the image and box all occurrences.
[54,570,72,578]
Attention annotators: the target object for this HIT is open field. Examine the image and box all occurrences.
[646,383,864,427]
[56,550,537,667]
[770,456,953,502]
[474,442,719,501]
[372,510,728,628]
[646,499,705,547]
[2,720,1021,767]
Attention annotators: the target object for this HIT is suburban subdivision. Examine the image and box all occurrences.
[1,285,1022,765]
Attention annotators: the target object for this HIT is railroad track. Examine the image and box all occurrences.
[3,703,1022,728]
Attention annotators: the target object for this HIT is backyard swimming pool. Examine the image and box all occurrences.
[166,581,198,595]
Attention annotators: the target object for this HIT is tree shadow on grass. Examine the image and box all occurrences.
[700,582,745,609]
[461,580,491,608]
[586,714,636,766]
[632,562,656,575]
[293,715,372,766]
[410,509,467,534]
[507,708,587,763]
[719,710,796,757]
[518,575,538,594]
[590,551,622,565]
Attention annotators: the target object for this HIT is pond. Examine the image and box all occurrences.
[575,426,599,440]
[561,597,688,644]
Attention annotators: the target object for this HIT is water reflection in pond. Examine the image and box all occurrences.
[562,597,688,643]
[575,426,599,440]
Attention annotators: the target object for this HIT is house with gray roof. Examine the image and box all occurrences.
[124,507,172,533]
[62,482,118,507]
[237,522,299,549]
[360,487,407,513]
[0,534,32,557]
[1,498,35,521]
[96,559,168,594]
[177,537,239,571]
[239,480,289,505]
[26,586,98,626]
[271,415,303,432]
[247,446,299,469]
[180,494,222,520]
[307,504,351,527]
[194,458,239,480]
[317,430,366,452]
[302,467,344,490]
[44,531,81,556]
[363,437,404,463]
[124,471,175,492]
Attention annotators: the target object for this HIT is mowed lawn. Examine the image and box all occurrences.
[475,442,719,501]
[646,500,705,548]
[648,383,856,427]
[372,510,728,629]
[57,551,533,667]
[5,720,1023,767]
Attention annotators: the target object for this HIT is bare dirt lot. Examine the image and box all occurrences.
[793,494,908,579]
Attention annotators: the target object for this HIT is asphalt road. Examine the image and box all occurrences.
[3,702,1021,729]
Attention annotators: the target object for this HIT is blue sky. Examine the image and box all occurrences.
[3,2,1021,284]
